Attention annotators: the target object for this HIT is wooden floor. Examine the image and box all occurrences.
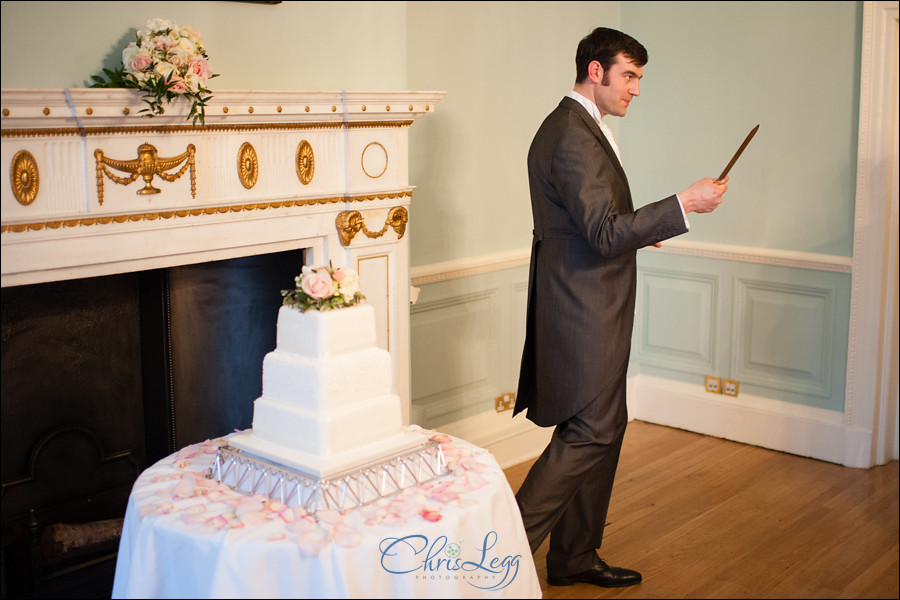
[503,420,899,599]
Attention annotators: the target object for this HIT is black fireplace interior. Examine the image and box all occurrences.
[1,248,302,598]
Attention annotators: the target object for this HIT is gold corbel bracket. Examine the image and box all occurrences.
[94,142,196,205]
[336,206,408,246]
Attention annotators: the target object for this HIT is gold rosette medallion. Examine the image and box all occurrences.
[296,140,314,185]
[238,142,259,189]
[11,150,39,206]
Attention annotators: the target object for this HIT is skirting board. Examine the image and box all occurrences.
[440,374,874,470]
[631,374,872,468]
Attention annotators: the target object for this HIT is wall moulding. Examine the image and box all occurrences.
[408,238,853,289]
[655,239,853,274]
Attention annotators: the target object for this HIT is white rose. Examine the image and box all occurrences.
[178,37,197,56]
[145,18,177,34]
[122,42,139,67]
[333,268,360,300]
[184,72,201,93]
[154,61,176,81]
[122,43,153,73]
[167,46,190,67]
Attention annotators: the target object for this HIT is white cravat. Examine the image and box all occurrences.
[567,90,622,166]
[565,90,690,229]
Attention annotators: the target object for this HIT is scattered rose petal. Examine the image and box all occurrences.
[421,509,442,522]
[234,499,265,516]
[381,514,407,527]
[181,513,208,526]
[298,527,331,557]
[332,523,363,548]
[176,446,199,461]
[239,511,267,527]
[279,510,296,524]
[172,476,197,499]
[316,510,343,526]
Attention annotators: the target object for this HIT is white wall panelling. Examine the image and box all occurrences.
[638,269,719,374]
[732,278,837,399]
[410,290,498,425]
[411,240,858,467]
[410,265,529,429]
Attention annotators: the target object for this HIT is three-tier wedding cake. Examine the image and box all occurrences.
[228,265,426,478]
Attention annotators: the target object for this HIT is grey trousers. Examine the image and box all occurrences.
[514,373,628,577]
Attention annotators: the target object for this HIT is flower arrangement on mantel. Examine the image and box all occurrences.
[90,18,217,125]
[281,265,366,312]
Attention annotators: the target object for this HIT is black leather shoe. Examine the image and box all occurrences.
[547,558,642,588]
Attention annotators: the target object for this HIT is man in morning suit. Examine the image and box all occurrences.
[513,27,729,588]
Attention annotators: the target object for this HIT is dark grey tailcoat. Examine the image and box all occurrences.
[514,96,688,427]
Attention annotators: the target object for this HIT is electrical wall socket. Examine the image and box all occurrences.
[723,379,739,397]
[705,375,722,394]
[495,393,516,413]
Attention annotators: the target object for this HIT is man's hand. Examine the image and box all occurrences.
[679,176,728,214]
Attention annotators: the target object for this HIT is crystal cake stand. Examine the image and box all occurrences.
[213,439,448,514]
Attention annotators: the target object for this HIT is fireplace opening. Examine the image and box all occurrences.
[1,248,303,598]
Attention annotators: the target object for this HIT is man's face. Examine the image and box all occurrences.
[592,53,642,118]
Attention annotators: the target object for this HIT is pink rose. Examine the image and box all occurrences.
[167,46,190,67]
[180,24,204,42]
[300,270,334,300]
[151,35,175,51]
[126,50,153,73]
[167,75,188,94]
[189,57,210,82]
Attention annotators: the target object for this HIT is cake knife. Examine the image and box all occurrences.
[716,124,759,183]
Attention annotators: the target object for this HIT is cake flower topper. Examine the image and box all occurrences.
[90,18,217,125]
[281,264,366,312]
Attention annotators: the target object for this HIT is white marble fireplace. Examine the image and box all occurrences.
[1,88,444,418]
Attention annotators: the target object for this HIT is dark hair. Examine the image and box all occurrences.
[575,27,648,83]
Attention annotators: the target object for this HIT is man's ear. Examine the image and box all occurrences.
[589,60,603,83]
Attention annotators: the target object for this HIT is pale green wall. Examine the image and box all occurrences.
[406,1,620,266]
[619,1,861,257]
[0,1,408,90]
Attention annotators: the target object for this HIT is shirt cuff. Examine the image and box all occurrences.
[675,194,691,230]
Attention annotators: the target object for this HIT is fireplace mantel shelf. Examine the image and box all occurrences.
[1,88,443,129]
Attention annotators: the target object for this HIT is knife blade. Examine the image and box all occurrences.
[716,124,759,183]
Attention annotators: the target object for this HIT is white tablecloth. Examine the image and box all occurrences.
[111,429,541,599]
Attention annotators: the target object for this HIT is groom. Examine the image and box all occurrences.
[513,26,728,588]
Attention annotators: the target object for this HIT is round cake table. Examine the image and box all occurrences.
[111,428,541,599]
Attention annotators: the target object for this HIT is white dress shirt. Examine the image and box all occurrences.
[566,90,622,165]
[566,90,689,229]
